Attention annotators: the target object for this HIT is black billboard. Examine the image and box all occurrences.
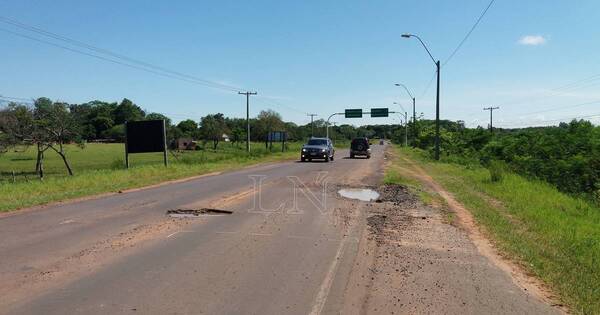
[125,120,166,154]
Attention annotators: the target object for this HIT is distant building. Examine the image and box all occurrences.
[175,138,196,150]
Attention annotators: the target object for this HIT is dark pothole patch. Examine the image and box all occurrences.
[166,208,233,218]
[375,184,419,208]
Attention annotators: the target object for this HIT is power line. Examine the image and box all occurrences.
[0,27,249,93]
[513,100,600,117]
[498,73,600,108]
[443,0,496,66]
[254,96,307,115]
[418,71,437,99]
[0,16,242,92]
[497,113,600,128]
[0,16,309,118]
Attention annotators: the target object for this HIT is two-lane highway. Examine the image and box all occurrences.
[0,143,559,314]
[1,145,384,314]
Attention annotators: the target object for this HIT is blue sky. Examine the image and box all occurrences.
[1,0,599,128]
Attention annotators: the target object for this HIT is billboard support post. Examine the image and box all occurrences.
[125,121,129,169]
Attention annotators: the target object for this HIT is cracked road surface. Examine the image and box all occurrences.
[0,144,559,314]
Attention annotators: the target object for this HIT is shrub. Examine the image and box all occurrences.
[110,158,125,169]
[488,160,506,183]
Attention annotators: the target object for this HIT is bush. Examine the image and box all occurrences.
[488,160,506,183]
[110,158,125,169]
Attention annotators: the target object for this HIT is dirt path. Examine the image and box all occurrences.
[340,149,564,314]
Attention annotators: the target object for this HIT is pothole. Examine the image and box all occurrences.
[338,188,380,202]
[166,208,233,218]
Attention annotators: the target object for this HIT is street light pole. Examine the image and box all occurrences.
[402,33,441,160]
[395,83,417,147]
[435,60,440,160]
[326,112,343,139]
[404,111,408,147]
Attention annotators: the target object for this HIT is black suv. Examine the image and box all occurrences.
[350,137,370,158]
[301,137,335,162]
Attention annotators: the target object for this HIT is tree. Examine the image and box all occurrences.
[177,119,198,137]
[86,101,117,139]
[33,99,82,176]
[256,110,284,148]
[199,113,229,150]
[145,112,172,126]
[113,98,145,125]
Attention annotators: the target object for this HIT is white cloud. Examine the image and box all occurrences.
[518,35,547,46]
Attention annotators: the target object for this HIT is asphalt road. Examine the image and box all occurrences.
[0,144,558,314]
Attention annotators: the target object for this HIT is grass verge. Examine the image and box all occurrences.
[0,143,301,212]
[387,145,600,314]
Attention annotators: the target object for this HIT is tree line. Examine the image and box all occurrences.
[0,97,395,177]
[389,118,600,199]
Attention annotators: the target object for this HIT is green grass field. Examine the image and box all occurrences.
[387,146,600,314]
[0,142,303,212]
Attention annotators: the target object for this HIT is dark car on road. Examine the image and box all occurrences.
[301,137,335,162]
[350,137,370,158]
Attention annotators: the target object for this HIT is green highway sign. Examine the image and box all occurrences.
[345,109,363,118]
[370,108,389,117]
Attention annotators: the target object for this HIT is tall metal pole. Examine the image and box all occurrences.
[405,111,408,147]
[326,113,342,139]
[239,91,257,153]
[394,83,417,147]
[401,34,440,159]
[435,60,440,160]
[412,97,417,148]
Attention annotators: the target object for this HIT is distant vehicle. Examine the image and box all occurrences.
[301,137,335,162]
[350,137,371,158]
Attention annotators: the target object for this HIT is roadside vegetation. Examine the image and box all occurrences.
[0,142,302,212]
[387,145,600,314]
[0,96,356,212]
[389,118,600,201]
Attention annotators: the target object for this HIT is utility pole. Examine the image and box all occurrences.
[435,60,441,160]
[239,91,257,152]
[483,106,500,134]
[307,114,318,137]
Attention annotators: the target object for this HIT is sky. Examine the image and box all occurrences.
[0,0,599,128]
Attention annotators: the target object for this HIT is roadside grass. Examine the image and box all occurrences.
[390,145,600,314]
[384,149,442,208]
[0,142,302,212]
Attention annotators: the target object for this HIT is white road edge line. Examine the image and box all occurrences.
[309,236,348,315]
[166,231,192,238]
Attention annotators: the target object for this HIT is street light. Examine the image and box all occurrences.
[402,33,441,160]
[394,83,417,147]
[393,102,408,147]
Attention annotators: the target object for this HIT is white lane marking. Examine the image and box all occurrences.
[249,232,272,236]
[215,231,239,234]
[286,234,359,243]
[309,236,348,315]
[59,219,76,225]
[166,231,192,238]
